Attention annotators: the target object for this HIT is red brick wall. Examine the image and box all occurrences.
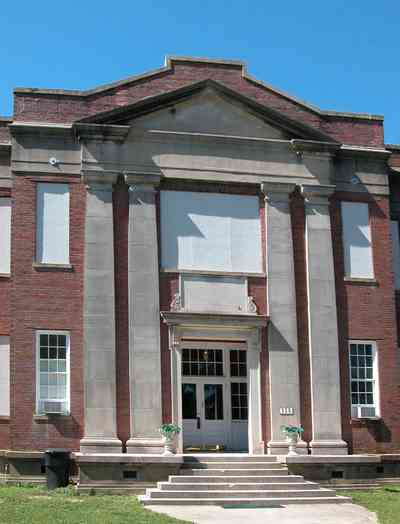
[12,61,383,147]
[113,181,130,448]
[331,192,400,453]
[291,190,313,443]
[10,176,84,451]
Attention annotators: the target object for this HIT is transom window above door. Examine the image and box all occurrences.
[182,349,223,376]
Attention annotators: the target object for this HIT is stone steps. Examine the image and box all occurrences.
[182,455,278,463]
[140,455,351,506]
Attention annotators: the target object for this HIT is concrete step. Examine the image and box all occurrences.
[170,474,302,483]
[183,468,289,476]
[139,495,352,506]
[158,481,319,491]
[183,455,278,463]
[146,488,337,499]
[181,462,286,470]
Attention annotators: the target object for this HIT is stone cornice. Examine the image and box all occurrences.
[261,180,297,198]
[74,123,130,142]
[81,170,119,188]
[161,311,269,328]
[8,122,73,138]
[301,184,335,203]
[291,139,341,156]
[124,172,162,188]
[339,145,391,161]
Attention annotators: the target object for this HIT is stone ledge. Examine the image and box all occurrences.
[5,450,44,459]
[74,453,184,464]
[283,454,381,464]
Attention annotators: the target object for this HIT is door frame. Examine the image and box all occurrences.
[168,324,264,454]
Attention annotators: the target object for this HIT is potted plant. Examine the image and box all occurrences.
[281,425,304,456]
[159,423,181,455]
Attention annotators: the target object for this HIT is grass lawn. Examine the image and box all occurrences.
[0,484,190,524]
[342,485,400,524]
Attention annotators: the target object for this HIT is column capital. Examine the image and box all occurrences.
[82,170,118,191]
[124,172,161,191]
[301,184,335,204]
[261,181,296,203]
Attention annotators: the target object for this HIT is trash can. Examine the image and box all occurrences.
[44,449,70,490]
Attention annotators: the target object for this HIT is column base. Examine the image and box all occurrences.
[126,437,165,454]
[80,437,122,454]
[267,439,308,455]
[310,439,348,455]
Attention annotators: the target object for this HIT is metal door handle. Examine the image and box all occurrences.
[196,416,201,429]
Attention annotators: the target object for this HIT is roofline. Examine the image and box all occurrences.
[0,116,12,122]
[386,144,400,151]
[12,56,384,122]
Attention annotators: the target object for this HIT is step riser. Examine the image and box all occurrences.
[170,476,303,483]
[184,469,288,476]
[159,483,317,491]
[183,457,278,463]
[140,497,351,506]
[182,463,284,470]
[147,490,335,499]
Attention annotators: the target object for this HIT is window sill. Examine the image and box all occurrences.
[0,273,11,279]
[351,417,381,426]
[33,413,71,422]
[344,277,378,286]
[33,263,73,272]
[0,415,10,423]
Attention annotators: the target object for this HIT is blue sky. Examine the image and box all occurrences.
[1,0,398,143]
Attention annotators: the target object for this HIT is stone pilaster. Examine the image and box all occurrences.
[262,182,306,455]
[125,174,164,454]
[80,172,122,453]
[302,184,348,455]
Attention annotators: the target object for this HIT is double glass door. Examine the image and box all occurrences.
[181,347,248,451]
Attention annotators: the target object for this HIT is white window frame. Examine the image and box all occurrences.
[348,340,380,419]
[341,201,374,279]
[0,197,11,275]
[35,330,70,415]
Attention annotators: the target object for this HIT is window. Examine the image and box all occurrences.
[36,183,70,264]
[0,336,10,416]
[230,350,247,377]
[182,349,223,377]
[0,198,11,274]
[36,331,70,414]
[160,191,262,273]
[231,382,248,420]
[349,341,379,418]
[391,221,400,289]
[341,202,374,278]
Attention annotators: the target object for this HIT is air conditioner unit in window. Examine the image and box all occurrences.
[42,401,65,414]
[352,405,376,418]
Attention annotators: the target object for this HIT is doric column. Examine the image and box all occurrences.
[302,185,348,454]
[125,174,164,454]
[80,172,122,453]
[262,181,306,454]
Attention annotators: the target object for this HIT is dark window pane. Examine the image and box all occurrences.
[57,335,67,347]
[216,363,223,376]
[216,351,223,362]
[351,393,358,404]
[359,394,366,404]
[182,363,190,376]
[182,384,197,419]
[366,356,373,367]
[182,349,189,361]
[40,334,49,347]
[231,395,239,408]
[366,393,374,405]
[231,383,239,395]
[359,382,365,392]
[358,346,365,356]
[366,382,373,392]
[351,368,358,379]
[216,385,223,420]
[241,407,248,420]
[232,407,240,420]
[240,383,247,395]
[191,363,199,376]
[239,351,246,363]
[49,347,57,359]
[205,384,223,420]
[351,356,357,367]
[366,368,373,379]
[58,348,66,360]
[40,348,48,359]
[242,396,248,408]
[199,362,207,376]
[207,363,214,376]
[351,382,357,392]
[239,364,247,377]
[359,368,365,379]
[230,350,238,363]
[365,345,372,356]
[358,356,365,367]
[350,344,357,355]
[49,335,57,346]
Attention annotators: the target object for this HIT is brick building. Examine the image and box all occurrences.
[1,56,400,459]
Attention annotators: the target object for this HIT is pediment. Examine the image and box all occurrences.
[78,80,338,144]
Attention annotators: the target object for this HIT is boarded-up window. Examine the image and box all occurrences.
[160,191,262,273]
[341,202,374,278]
[36,183,69,264]
[391,221,400,290]
[0,336,10,416]
[0,198,11,274]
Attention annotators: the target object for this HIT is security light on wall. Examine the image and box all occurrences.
[49,157,59,166]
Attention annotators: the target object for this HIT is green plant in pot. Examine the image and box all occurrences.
[281,425,304,456]
[159,424,181,455]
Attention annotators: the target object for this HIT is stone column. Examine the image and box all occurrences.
[247,328,265,455]
[302,184,348,455]
[80,172,122,453]
[125,174,164,454]
[262,182,305,455]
